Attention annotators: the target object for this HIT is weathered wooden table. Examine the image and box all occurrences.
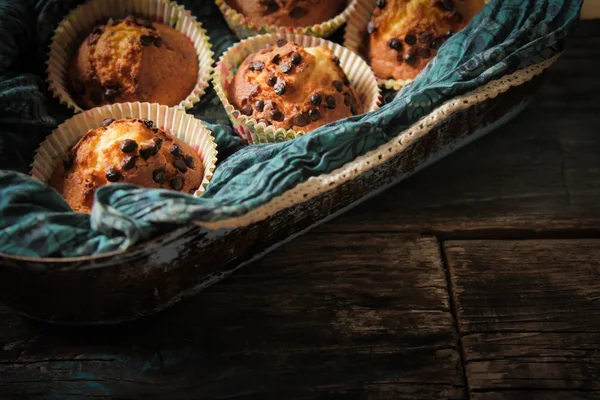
[1,21,599,400]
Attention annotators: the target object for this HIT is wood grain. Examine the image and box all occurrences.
[320,21,600,238]
[0,234,464,399]
[445,239,600,399]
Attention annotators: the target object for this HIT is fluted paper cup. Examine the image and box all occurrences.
[213,33,381,144]
[47,0,214,113]
[215,0,358,40]
[31,102,218,198]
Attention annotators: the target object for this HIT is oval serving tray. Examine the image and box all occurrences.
[0,57,551,325]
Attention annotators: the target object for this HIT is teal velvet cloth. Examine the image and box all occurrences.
[0,0,583,258]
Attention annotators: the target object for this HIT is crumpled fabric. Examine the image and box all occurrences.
[0,0,583,258]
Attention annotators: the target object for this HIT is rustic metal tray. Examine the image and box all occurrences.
[0,57,550,325]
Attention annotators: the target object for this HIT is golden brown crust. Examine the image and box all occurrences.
[228,41,363,133]
[67,16,198,109]
[368,0,485,80]
[50,118,204,213]
[226,0,347,27]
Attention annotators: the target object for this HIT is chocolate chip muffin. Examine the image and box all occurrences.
[50,118,204,213]
[67,15,198,109]
[226,0,347,27]
[368,0,485,80]
[228,40,364,132]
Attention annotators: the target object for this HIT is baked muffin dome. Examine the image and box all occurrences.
[368,0,485,81]
[226,0,347,28]
[67,15,198,109]
[50,118,204,213]
[228,40,364,133]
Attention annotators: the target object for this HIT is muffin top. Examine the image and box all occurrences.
[368,0,485,81]
[228,40,364,133]
[67,15,198,109]
[226,0,347,28]
[50,118,204,213]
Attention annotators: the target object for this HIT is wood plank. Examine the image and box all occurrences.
[0,234,465,400]
[319,21,600,237]
[445,239,600,399]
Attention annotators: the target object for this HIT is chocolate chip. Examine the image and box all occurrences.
[293,113,309,127]
[255,100,265,112]
[267,76,277,86]
[63,156,73,170]
[92,26,103,35]
[274,81,286,95]
[308,108,320,121]
[405,51,418,65]
[367,21,377,34]
[153,36,163,47]
[333,80,344,92]
[310,93,322,106]
[453,12,463,23]
[419,32,434,45]
[264,0,279,12]
[291,52,302,65]
[344,92,351,106]
[326,95,336,109]
[142,119,154,128]
[271,54,281,65]
[105,168,121,182]
[152,127,159,134]
[430,38,443,49]
[173,159,188,173]
[184,156,195,169]
[152,168,166,184]
[376,0,386,8]
[331,55,340,65]
[343,75,350,85]
[404,34,417,45]
[171,176,184,191]
[121,156,137,170]
[280,62,293,74]
[170,144,180,156]
[276,38,287,47]
[241,104,253,116]
[139,143,158,159]
[436,0,454,11]
[417,47,431,58]
[289,6,307,19]
[270,109,283,121]
[140,35,153,46]
[153,137,163,150]
[351,104,358,115]
[104,88,118,101]
[388,38,403,51]
[251,61,265,71]
[102,118,115,127]
[120,139,138,153]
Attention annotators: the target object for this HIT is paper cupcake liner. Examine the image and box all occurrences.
[344,0,491,90]
[212,33,382,144]
[47,0,214,113]
[215,0,358,40]
[31,102,218,197]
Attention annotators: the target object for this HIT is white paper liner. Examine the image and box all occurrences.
[213,33,382,144]
[344,0,491,90]
[47,0,214,113]
[31,102,218,197]
[215,0,359,40]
